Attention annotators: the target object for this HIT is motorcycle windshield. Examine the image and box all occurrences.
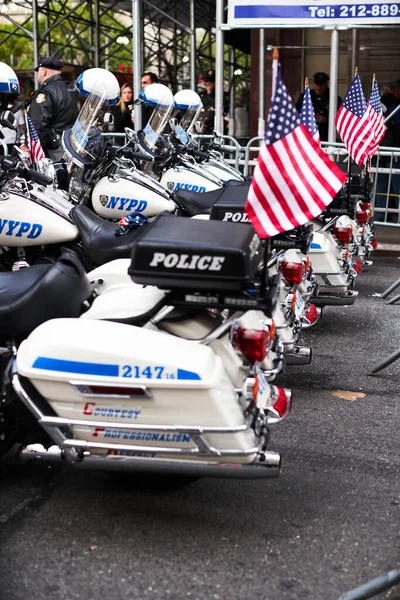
[64,86,111,166]
[174,105,202,145]
[141,103,173,155]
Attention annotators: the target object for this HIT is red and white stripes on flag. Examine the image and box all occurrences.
[366,77,386,157]
[245,62,347,239]
[26,114,46,164]
[335,73,377,166]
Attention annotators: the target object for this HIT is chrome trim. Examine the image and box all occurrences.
[71,382,152,400]
[311,290,358,307]
[19,445,281,479]
[40,415,249,434]
[285,345,312,366]
[61,438,258,457]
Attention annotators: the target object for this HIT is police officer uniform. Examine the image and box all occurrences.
[295,72,341,141]
[199,69,230,134]
[28,56,79,160]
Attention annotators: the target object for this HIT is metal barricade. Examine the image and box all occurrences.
[369,147,400,227]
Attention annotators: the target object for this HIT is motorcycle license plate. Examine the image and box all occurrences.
[256,370,268,405]
[294,291,305,317]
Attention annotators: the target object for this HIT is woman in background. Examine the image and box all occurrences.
[112,83,134,133]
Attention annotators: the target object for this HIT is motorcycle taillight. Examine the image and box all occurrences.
[280,261,304,285]
[356,209,369,224]
[353,259,362,275]
[303,303,319,325]
[267,386,292,421]
[333,225,352,245]
[236,327,270,364]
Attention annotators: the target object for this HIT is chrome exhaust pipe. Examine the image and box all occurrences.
[285,345,312,366]
[18,444,281,479]
[311,290,358,307]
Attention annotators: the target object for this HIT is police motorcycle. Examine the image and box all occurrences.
[304,165,376,307]
[0,216,292,480]
[158,88,244,193]
[0,70,163,271]
[88,86,243,222]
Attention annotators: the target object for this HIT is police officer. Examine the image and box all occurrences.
[28,56,79,160]
[199,69,230,135]
[295,72,341,141]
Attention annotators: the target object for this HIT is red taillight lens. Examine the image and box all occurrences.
[236,327,269,364]
[370,237,378,249]
[333,225,352,245]
[353,260,362,275]
[280,261,304,285]
[271,387,290,418]
[303,303,319,325]
[356,209,369,224]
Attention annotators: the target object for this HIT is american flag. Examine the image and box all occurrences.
[245,62,347,239]
[366,76,386,157]
[26,114,46,164]
[300,83,320,143]
[335,73,377,167]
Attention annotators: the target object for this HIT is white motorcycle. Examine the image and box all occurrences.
[1,217,291,480]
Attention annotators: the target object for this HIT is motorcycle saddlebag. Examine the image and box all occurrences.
[209,184,250,223]
[128,214,261,291]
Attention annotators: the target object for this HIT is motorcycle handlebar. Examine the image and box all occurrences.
[122,148,152,162]
[192,149,209,160]
[24,169,53,186]
[0,158,53,186]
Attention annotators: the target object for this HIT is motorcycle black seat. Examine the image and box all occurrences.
[72,205,148,266]
[174,188,225,216]
[0,252,91,342]
[174,182,251,217]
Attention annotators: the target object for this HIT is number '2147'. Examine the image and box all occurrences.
[121,365,173,379]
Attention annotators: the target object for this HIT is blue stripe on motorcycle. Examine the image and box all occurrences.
[310,242,322,249]
[177,369,201,380]
[32,357,119,376]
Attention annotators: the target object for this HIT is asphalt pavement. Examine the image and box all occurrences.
[0,255,399,600]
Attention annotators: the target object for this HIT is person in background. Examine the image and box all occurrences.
[234,95,249,144]
[27,56,79,161]
[199,69,230,135]
[295,72,341,141]
[141,71,159,89]
[140,72,159,126]
[112,83,135,134]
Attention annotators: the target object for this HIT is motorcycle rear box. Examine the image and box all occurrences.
[17,319,258,461]
[209,184,249,222]
[128,214,261,291]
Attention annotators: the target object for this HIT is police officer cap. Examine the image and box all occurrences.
[313,72,329,85]
[204,69,215,83]
[34,56,65,72]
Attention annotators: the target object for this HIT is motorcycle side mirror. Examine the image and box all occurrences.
[194,121,204,134]
[0,110,16,130]
[124,127,138,143]
[168,117,178,132]
[103,112,114,126]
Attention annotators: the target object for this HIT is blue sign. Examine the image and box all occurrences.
[228,1,400,27]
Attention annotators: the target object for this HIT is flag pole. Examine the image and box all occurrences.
[346,67,359,202]
[260,48,279,298]
[364,73,376,198]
